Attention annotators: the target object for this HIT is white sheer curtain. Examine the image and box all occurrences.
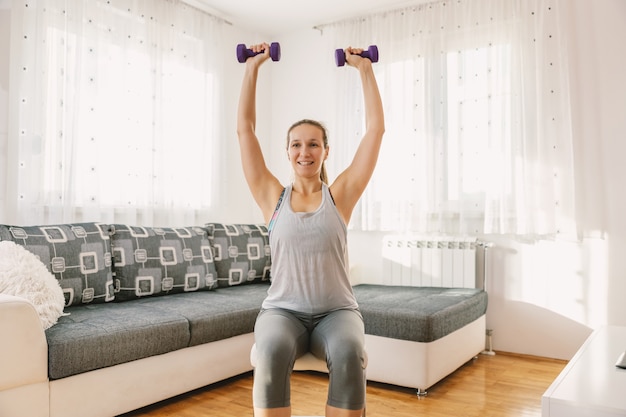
[7,0,225,226]
[322,0,576,238]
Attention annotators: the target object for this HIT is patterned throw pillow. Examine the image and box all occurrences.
[110,225,217,301]
[205,223,271,287]
[0,223,114,306]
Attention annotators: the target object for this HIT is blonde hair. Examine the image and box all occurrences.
[286,119,329,184]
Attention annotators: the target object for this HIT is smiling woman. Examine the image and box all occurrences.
[236,41,384,417]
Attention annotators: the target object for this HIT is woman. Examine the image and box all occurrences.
[237,42,384,417]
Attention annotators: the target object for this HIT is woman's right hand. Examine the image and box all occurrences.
[246,42,271,67]
[344,46,371,71]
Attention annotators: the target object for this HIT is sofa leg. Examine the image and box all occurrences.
[416,388,428,397]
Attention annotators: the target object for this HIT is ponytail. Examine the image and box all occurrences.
[320,162,328,184]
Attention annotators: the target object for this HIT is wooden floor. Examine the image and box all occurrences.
[119,352,566,417]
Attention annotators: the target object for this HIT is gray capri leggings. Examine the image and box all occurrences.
[252,307,366,410]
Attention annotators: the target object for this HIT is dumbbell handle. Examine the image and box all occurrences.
[236,42,281,63]
[335,45,379,67]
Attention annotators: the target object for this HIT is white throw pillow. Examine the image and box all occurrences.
[0,240,65,329]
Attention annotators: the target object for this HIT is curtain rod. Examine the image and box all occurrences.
[312,0,437,34]
[180,0,233,26]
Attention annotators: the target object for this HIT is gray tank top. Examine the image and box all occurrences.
[262,183,358,314]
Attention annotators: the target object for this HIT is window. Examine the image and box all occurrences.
[326,0,575,237]
[11,0,224,224]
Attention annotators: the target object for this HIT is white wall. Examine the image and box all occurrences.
[214,24,273,224]
[1,0,625,360]
[488,0,626,359]
[269,29,331,187]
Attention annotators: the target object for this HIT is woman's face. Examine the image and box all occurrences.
[287,123,328,180]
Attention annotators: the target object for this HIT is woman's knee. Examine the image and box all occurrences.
[327,345,365,377]
[313,310,365,365]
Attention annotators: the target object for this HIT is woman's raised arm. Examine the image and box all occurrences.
[331,47,385,224]
[236,43,284,223]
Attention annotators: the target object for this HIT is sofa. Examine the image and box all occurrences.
[0,222,488,417]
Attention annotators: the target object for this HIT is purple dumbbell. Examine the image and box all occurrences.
[236,42,281,63]
[335,45,379,67]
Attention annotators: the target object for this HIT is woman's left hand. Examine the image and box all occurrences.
[344,47,370,69]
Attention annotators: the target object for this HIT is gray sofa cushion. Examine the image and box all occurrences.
[43,280,486,381]
[111,225,218,301]
[206,223,271,287]
[135,283,269,346]
[353,284,488,343]
[46,302,190,379]
[44,282,269,380]
[0,223,114,306]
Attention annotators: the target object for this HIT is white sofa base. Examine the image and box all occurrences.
[364,315,486,392]
[0,381,49,417]
[50,333,256,417]
[0,294,49,417]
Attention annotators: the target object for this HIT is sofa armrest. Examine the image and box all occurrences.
[0,294,48,391]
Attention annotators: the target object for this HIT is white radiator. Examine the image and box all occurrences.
[382,235,487,289]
